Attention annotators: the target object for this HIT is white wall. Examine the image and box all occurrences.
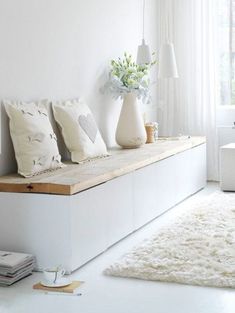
[0,0,158,175]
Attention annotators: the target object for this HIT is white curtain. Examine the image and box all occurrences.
[217,0,234,107]
[156,0,219,181]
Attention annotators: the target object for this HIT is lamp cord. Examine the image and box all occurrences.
[166,0,169,42]
[142,0,145,40]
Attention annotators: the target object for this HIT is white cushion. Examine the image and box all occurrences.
[4,99,64,177]
[52,99,109,163]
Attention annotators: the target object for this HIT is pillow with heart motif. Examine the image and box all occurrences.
[4,99,64,177]
[52,99,109,163]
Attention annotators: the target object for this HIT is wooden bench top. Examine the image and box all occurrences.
[0,137,206,195]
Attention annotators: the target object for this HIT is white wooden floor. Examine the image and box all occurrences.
[1,183,235,313]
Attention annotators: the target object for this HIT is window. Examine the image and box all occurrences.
[218,0,235,105]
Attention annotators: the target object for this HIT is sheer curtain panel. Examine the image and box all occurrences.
[156,0,219,181]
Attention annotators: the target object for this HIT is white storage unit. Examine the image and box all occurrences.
[220,143,235,191]
[0,138,206,272]
[133,144,206,230]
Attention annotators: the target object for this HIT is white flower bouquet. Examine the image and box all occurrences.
[102,52,156,103]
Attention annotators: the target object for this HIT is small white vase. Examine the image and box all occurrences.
[115,92,147,148]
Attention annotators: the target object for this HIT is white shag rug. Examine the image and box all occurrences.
[104,191,235,288]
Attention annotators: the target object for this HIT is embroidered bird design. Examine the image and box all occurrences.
[50,133,57,141]
[33,156,47,166]
[28,133,45,143]
[21,109,34,116]
[52,155,61,164]
[38,109,48,117]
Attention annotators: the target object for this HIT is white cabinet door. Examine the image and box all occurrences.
[189,144,207,193]
[70,184,108,269]
[105,174,133,247]
[69,174,133,269]
[133,144,206,230]
[171,144,206,201]
[173,149,192,204]
[0,193,72,271]
[133,155,177,230]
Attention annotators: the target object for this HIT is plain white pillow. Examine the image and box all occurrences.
[4,99,64,177]
[52,99,109,163]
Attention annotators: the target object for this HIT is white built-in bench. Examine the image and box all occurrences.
[0,137,206,272]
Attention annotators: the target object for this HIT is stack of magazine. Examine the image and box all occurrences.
[0,251,35,286]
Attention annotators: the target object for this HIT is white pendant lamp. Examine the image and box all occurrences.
[158,41,179,78]
[158,0,179,79]
[137,0,151,65]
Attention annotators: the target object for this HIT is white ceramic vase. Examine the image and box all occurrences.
[115,92,147,148]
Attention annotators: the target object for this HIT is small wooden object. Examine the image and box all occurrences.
[145,125,155,143]
[33,281,83,294]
